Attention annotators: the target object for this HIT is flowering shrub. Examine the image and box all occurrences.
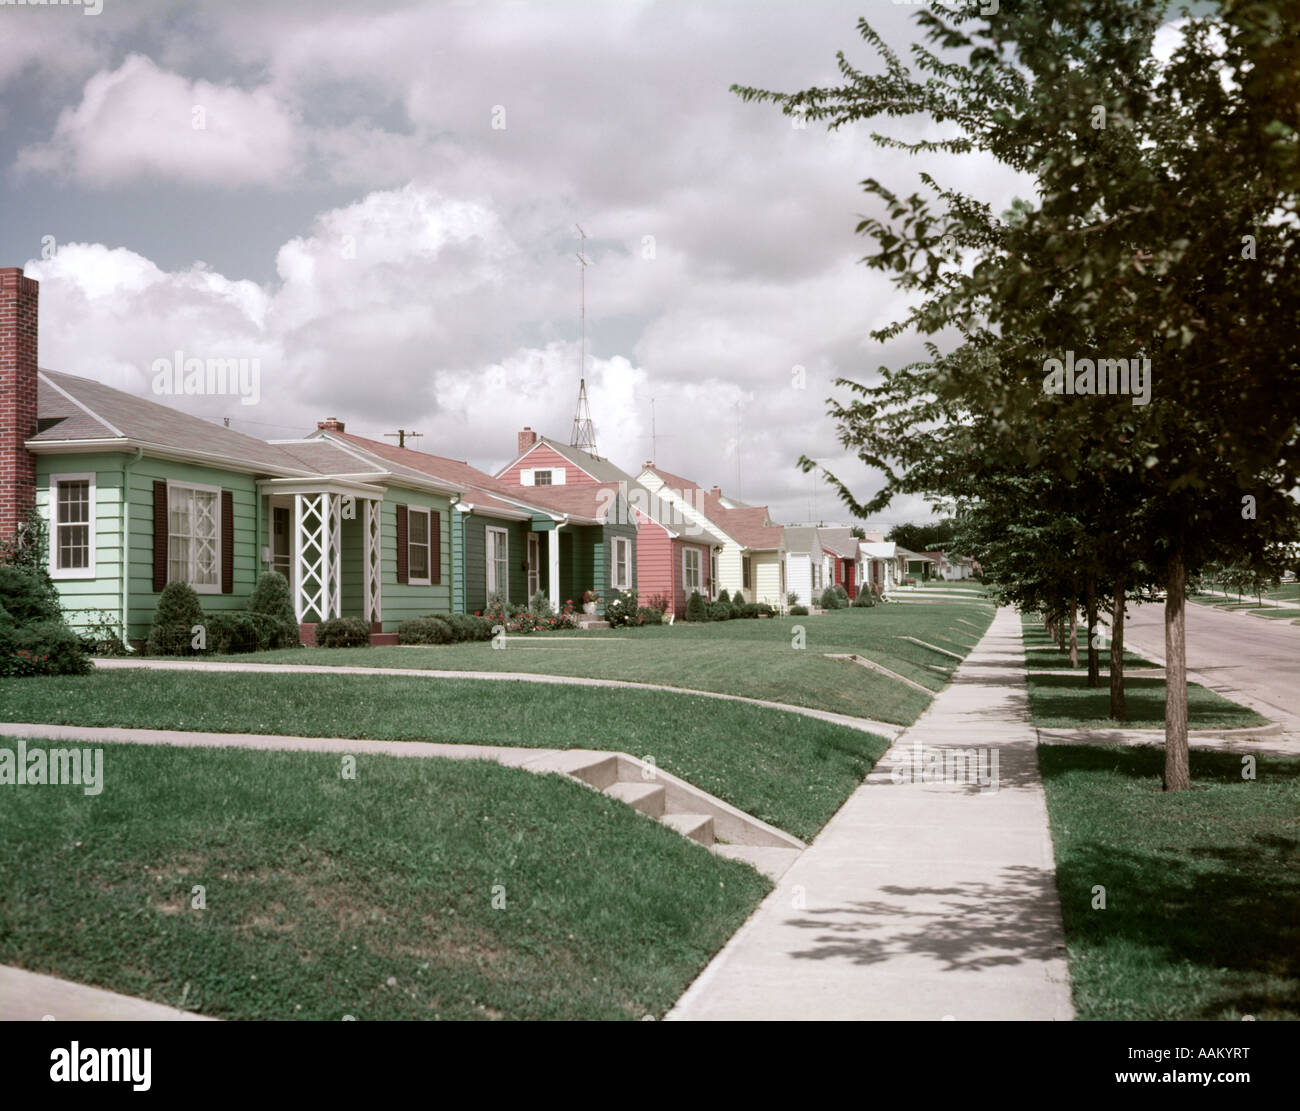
[605,588,644,628]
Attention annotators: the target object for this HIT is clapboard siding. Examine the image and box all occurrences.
[498,442,598,486]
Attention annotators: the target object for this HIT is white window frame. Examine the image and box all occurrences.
[49,472,96,580]
[408,507,432,585]
[612,536,632,590]
[533,469,553,486]
[167,480,221,594]
[486,526,509,601]
[683,547,701,594]
[709,549,718,598]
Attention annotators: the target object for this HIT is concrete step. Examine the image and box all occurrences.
[661,812,715,846]
[712,844,803,882]
[604,780,666,817]
[576,618,611,630]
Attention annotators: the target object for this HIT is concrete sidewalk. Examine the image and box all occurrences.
[669,606,1074,1021]
[0,965,214,1021]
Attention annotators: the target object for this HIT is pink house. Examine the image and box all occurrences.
[496,430,726,618]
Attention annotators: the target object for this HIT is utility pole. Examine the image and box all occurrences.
[385,429,422,449]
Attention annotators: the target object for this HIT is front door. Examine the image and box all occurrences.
[272,506,292,577]
[845,561,855,599]
[527,533,540,599]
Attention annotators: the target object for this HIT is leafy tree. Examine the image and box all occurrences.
[739,0,1300,789]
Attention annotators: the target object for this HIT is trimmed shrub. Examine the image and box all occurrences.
[852,588,877,607]
[0,563,63,626]
[708,601,733,621]
[716,588,731,606]
[606,588,644,628]
[444,614,495,642]
[147,581,206,655]
[819,586,844,610]
[738,602,759,618]
[685,591,708,622]
[637,606,663,625]
[314,617,371,648]
[756,602,775,617]
[0,619,93,677]
[789,605,810,616]
[398,616,455,645]
[249,572,296,625]
[833,584,850,605]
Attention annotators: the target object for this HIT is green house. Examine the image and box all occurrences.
[2,267,635,643]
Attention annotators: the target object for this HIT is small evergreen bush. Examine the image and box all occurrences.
[685,591,709,622]
[147,581,205,655]
[314,616,371,648]
[708,601,732,621]
[398,616,455,644]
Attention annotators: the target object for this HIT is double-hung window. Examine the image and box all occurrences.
[50,473,95,579]
[683,548,701,594]
[612,537,631,589]
[168,482,220,592]
[408,508,432,584]
[486,527,509,600]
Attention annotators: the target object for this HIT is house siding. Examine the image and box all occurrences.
[379,487,452,628]
[38,453,259,642]
[462,511,530,612]
[498,443,597,487]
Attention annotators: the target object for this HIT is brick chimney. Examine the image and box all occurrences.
[518,426,537,455]
[0,267,39,541]
[710,485,723,497]
[317,417,345,432]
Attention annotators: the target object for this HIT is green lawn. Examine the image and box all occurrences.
[1040,744,1300,1020]
[0,672,890,841]
[1019,616,1264,729]
[186,603,994,725]
[0,739,769,1021]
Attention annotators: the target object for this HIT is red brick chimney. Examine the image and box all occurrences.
[518,426,537,455]
[0,267,39,541]
[710,485,723,497]
[316,417,345,432]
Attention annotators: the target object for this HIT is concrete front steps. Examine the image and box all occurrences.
[540,750,805,881]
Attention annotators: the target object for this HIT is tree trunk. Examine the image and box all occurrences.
[1085,573,1099,687]
[1109,576,1126,721]
[1068,604,1078,668]
[1164,550,1190,791]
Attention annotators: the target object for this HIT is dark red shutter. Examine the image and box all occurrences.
[221,490,234,593]
[395,504,409,583]
[152,481,168,591]
[430,510,441,585]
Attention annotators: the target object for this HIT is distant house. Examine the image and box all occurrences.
[782,526,826,605]
[899,548,938,582]
[493,430,676,610]
[639,466,786,606]
[860,539,905,593]
[817,527,861,599]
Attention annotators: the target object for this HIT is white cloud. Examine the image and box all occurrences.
[16,54,301,187]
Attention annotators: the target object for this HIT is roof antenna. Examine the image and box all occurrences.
[385,429,422,449]
[570,224,598,457]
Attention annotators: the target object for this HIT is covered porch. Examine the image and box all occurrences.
[258,478,387,642]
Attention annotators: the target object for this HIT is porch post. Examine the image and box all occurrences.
[363,498,383,624]
[549,520,564,605]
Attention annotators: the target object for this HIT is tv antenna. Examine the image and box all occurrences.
[570,224,598,456]
[385,429,422,449]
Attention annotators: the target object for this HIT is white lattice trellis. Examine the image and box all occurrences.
[294,492,342,623]
[363,498,383,624]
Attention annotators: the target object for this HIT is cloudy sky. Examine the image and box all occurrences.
[0,0,1047,527]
